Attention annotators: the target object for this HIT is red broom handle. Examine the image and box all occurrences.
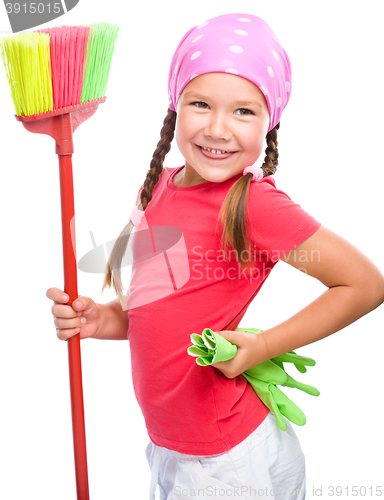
[18,109,104,499]
[58,153,90,500]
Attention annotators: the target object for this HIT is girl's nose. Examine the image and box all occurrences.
[204,113,232,141]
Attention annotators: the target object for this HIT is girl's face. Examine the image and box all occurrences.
[175,72,270,186]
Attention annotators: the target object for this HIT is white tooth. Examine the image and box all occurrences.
[202,146,231,154]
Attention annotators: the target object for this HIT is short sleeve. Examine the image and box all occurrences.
[247,177,321,263]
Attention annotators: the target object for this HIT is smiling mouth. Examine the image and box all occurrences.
[197,144,235,155]
[196,144,236,161]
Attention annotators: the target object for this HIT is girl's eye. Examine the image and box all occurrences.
[235,108,254,116]
[192,101,209,108]
[191,102,254,115]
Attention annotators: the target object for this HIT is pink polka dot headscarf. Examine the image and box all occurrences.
[167,13,292,133]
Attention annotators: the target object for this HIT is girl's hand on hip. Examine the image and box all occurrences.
[211,329,262,379]
[46,287,100,341]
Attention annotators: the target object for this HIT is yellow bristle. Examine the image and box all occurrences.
[0,33,53,116]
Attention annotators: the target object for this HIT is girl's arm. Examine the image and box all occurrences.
[93,298,129,340]
[213,225,384,377]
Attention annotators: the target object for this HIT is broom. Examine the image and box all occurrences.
[1,22,121,500]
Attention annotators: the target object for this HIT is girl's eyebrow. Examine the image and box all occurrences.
[183,91,263,109]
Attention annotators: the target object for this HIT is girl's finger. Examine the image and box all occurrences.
[46,287,69,303]
[56,327,81,341]
[54,317,86,330]
[51,303,78,318]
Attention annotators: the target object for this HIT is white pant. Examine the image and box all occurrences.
[145,412,306,500]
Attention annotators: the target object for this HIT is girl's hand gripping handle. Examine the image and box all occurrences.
[47,287,101,341]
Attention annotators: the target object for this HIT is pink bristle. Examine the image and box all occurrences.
[36,25,90,109]
[72,27,90,105]
[63,28,70,106]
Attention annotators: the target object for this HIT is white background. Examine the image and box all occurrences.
[0,1,383,499]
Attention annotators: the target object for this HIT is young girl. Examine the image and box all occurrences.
[47,13,384,500]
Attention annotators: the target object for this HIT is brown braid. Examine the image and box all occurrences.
[261,121,280,176]
[140,109,177,209]
[101,108,177,305]
[217,122,280,270]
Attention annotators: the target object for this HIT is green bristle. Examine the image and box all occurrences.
[81,22,121,103]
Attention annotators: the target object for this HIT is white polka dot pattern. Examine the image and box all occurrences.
[229,46,243,53]
[167,13,292,132]
[190,51,201,60]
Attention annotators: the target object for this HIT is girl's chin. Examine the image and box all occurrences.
[190,166,243,184]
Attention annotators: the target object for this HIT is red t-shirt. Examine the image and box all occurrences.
[126,166,321,455]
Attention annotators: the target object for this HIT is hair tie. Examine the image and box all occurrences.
[129,205,145,227]
[243,165,263,183]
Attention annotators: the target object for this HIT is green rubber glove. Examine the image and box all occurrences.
[236,328,313,374]
[187,327,320,431]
